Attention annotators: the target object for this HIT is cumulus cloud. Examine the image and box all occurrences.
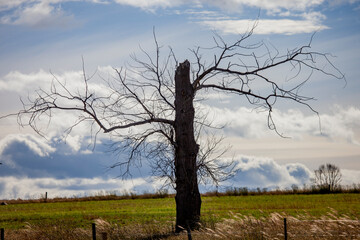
[0,132,166,199]
[108,0,330,35]
[113,0,181,11]
[0,0,33,11]
[2,0,355,36]
[0,69,50,92]
[203,104,360,144]
[200,18,328,35]
[216,155,360,191]
[0,0,324,13]
[0,1,76,28]
[1,67,359,144]
[0,68,114,140]
[0,134,97,178]
[0,132,359,199]
[0,0,108,12]
[111,0,325,13]
[0,134,55,158]
[0,66,168,152]
[107,0,331,35]
[0,68,112,96]
[0,176,164,199]
[0,133,154,179]
[0,131,166,199]
[0,0,331,34]
[219,155,313,189]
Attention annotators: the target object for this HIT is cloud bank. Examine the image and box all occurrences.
[219,155,313,189]
[1,132,359,199]
[0,133,164,199]
[200,18,328,35]
[2,0,357,34]
[0,176,163,200]
[0,1,76,28]
[202,105,360,144]
[2,68,359,145]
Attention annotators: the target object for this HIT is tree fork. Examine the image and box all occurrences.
[174,60,201,232]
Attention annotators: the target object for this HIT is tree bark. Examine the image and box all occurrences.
[174,60,201,232]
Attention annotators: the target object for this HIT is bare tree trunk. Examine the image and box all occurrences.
[174,60,201,232]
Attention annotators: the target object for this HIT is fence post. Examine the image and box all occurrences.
[45,192,48,202]
[92,223,96,240]
[186,221,192,240]
[1,228,4,240]
[284,218,287,240]
[187,228,192,240]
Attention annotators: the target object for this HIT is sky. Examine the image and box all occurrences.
[0,0,360,199]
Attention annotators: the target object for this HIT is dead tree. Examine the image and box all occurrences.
[314,163,342,191]
[9,28,344,231]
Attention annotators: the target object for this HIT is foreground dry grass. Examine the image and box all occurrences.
[5,210,360,240]
[196,211,360,240]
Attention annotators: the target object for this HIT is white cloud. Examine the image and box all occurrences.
[0,131,358,199]
[301,11,327,22]
[0,67,148,147]
[1,163,359,199]
[200,18,328,35]
[113,0,181,10]
[90,0,110,4]
[0,0,109,12]
[218,155,313,189]
[0,0,32,11]
[202,104,360,143]
[0,1,75,28]
[0,68,111,99]
[111,0,325,13]
[0,69,109,141]
[0,0,339,36]
[177,9,231,21]
[0,134,55,158]
[1,67,358,144]
[0,0,328,29]
[0,69,53,92]
[0,176,164,199]
[62,134,82,152]
[341,169,360,186]
[0,134,56,172]
[217,155,360,190]
[199,0,324,13]
[317,106,360,144]
[107,0,330,35]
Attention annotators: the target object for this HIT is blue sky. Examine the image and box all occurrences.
[0,0,360,199]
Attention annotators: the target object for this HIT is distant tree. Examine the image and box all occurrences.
[314,163,342,191]
[3,27,344,231]
[291,184,299,192]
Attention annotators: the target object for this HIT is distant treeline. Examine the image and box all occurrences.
[1,183,359,205]
[206,183,360,197]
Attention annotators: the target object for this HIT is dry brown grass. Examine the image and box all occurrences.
[188,211,360,240]
[5,218,175,240]
[4,211,359,240]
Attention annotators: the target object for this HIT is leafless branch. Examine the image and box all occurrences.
[4,27,345,187]
[191,31,345,137]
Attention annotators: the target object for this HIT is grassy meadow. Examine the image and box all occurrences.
[0,193,359,239]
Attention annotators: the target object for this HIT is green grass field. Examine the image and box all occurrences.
[1,193,359,231]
